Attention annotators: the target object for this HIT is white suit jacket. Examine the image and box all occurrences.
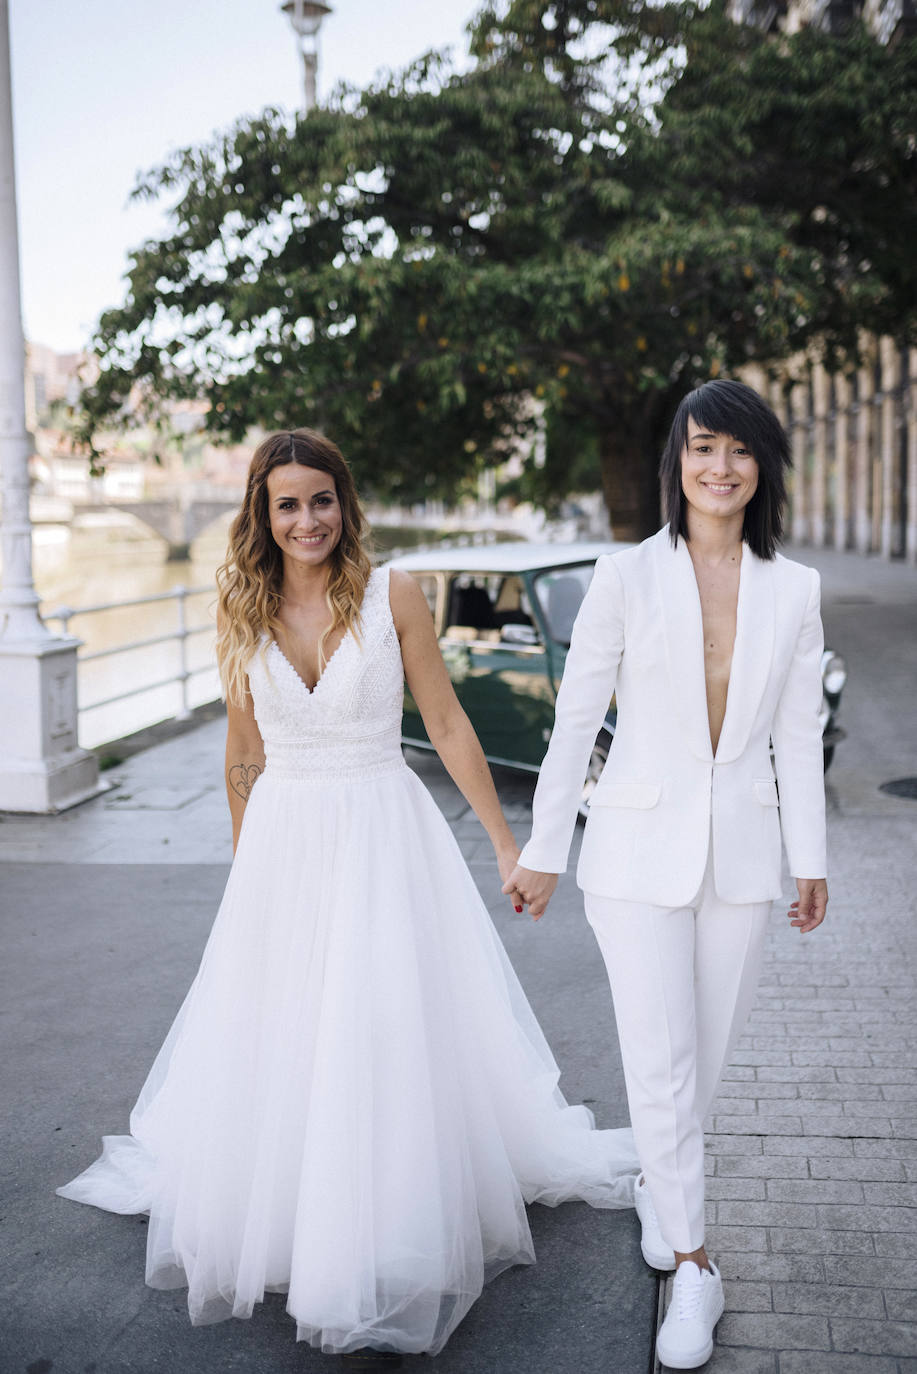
[518,526,827,906]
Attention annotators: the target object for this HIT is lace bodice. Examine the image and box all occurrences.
[247,565,406,782]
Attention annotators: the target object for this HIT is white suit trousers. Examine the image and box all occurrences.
[584,850,772,1253]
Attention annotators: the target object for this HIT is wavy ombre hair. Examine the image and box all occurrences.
[216,428,372,707]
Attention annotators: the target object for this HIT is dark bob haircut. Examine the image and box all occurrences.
[659,379,791,560]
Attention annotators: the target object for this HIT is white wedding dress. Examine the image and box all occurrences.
[58,564,637,1355]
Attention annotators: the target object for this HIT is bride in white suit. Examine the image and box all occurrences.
[505,379,828,1370]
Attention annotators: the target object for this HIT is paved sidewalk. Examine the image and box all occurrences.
[0,738,653,1374]
[2,543,915,1374]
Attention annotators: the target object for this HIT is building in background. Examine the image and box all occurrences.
[727,0,916,41]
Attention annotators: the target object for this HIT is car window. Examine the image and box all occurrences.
[443,574,538,645]
[532,564,596,646]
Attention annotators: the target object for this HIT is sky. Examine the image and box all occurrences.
[8,0,482,354]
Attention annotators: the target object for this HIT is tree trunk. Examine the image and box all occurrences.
[598,421,662,543]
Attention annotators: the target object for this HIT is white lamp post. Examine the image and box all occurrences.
[0,0,99,811]
[280,1,333,112]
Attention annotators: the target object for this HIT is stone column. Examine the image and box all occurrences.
[811,363,829,548]
[833,371,850,552]
[878,336,900,559]
[0,0,99,811]
[907,349,917,566]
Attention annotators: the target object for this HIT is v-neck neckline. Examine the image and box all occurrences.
[269,628,350,696]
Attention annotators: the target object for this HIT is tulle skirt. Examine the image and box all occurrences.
[57,763,637,1353]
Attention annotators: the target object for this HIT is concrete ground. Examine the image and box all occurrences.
[0,740,654,1374]
[2,542,915,1374]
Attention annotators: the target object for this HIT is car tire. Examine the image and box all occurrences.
[578,729,612,821]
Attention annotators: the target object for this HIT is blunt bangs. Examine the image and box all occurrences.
[659,379,791,560]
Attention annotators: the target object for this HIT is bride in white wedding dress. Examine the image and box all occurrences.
[57,428,637,1363]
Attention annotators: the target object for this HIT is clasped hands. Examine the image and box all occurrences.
[501,862,558,921]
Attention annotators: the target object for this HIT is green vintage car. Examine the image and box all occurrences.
[388,542,624,816]
[388,542,846,815]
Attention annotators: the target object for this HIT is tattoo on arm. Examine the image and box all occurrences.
[229,762,262,802]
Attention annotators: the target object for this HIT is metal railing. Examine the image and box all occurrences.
[44,585,218,721]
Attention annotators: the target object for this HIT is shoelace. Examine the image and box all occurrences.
[674,1269,707,1322]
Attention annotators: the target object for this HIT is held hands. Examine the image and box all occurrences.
[502,863,559,921]
[788,878,828,933]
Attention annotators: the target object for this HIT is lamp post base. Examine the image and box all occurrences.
[0,636,104,813]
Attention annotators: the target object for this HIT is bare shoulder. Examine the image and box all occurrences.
[387,566,431,633]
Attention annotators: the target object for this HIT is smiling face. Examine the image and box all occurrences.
[681,416,759,524]
[266,462,343,568]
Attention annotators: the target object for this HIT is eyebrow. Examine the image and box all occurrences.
[273,489,335,501]
[688,431,746,444]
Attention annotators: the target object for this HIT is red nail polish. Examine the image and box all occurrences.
[514,904,523,913]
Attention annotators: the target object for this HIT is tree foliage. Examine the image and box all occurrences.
[81,0,917,537]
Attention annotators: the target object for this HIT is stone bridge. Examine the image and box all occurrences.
[76,490,243,560]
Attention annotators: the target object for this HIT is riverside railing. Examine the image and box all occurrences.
[44,585,218,726]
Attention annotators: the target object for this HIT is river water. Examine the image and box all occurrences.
[30,513,231,750]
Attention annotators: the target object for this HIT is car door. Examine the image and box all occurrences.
[438,573,555,768]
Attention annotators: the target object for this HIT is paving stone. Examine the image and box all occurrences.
[719,1201,819,1228]
[706,1177,767,1201]
[716,1082,800,1100]
[707,1135,765,1155]
[724,1280,774,1313]
[862,1182,917,1206]
[713,1115,804,1136]
[764,1136,855,1157]
[703,1347,776,1372]
[769,1282,885,1317]
[823,1257,917,1288]
[758,1066,838,1083]
[716,1311,830,1350]
[829,1318,917,1357]
[793,1051,874,1067]
[765,1179,864,1204]
[853,1138,917,1160]
[873,1233,917,1258]
[768,1229,875,1255]
[705,1224,769,1253]
[815,1204,917,1233]
[884,1291,917,1323]
[797,1082,884,1100]
[778,1355,897,1373]
[808,1158,905,1183]
[717,1254,825,1284]
[716,1156,809,1180]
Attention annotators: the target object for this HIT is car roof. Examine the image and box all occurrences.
[384,540,628,575]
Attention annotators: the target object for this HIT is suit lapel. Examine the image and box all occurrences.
[653,528,713,763]
[715,546,775,763]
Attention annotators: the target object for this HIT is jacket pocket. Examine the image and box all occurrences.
[753,778,780,807]
[589,782,661,810]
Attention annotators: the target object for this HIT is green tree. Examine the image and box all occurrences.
[81,0,917,538]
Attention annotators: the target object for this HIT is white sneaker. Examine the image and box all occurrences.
[634,1174,676,1271]
[656,1261,725,1370]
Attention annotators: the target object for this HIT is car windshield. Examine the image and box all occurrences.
[532,564,596,646]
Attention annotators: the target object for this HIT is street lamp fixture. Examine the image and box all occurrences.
[280,1,333,112]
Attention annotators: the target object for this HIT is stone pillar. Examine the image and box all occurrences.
[811,363,829,548]
[878,336,900,559]
[789,380,809,544]
[0,0,99,811]
[854,352,874,555]
[833,371,850,551]
[907,348,917,567]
